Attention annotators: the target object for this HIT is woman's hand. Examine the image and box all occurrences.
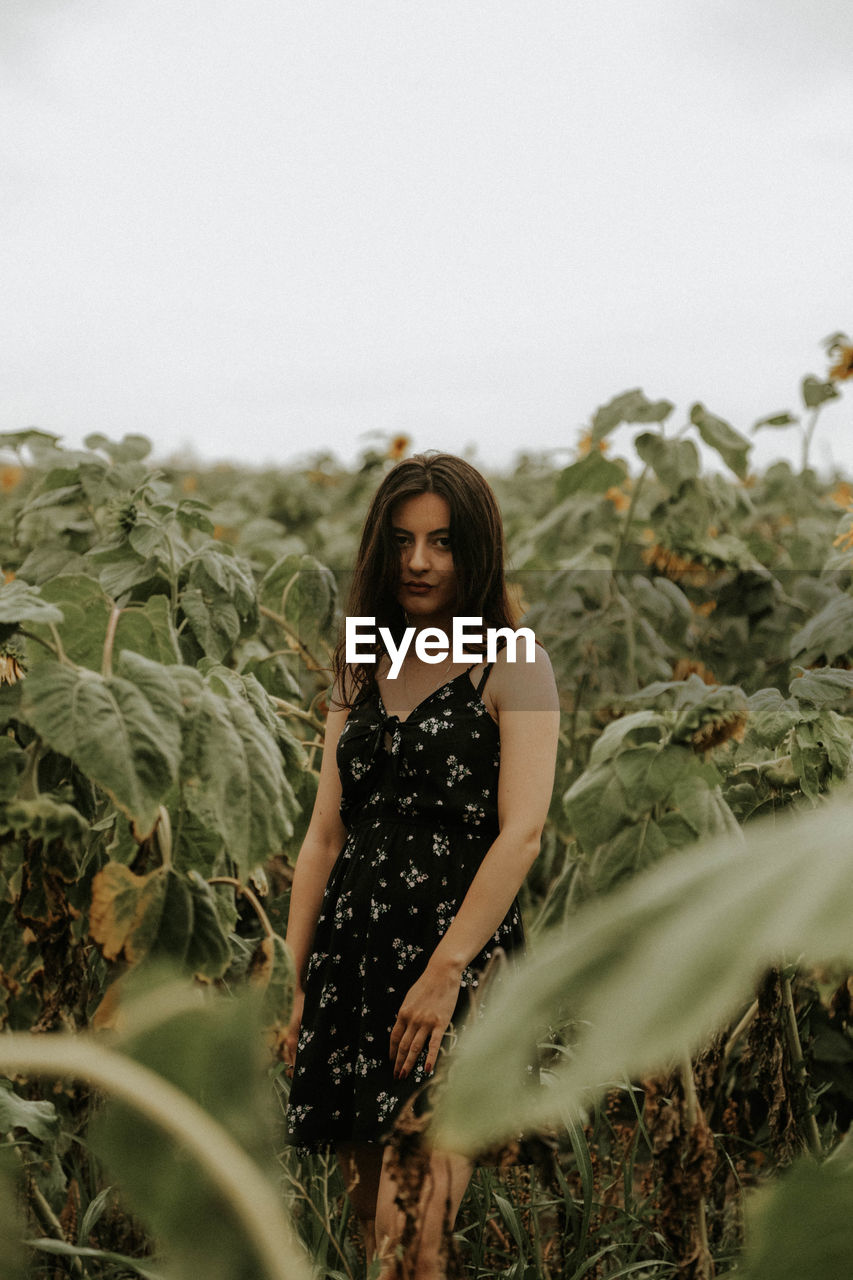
[389,959,462,1080]
[283,986,305,1075]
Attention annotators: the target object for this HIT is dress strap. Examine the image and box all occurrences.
[473,635,507,696]
[475,662,494,696]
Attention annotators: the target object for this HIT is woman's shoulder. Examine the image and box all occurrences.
[487,638,559,713]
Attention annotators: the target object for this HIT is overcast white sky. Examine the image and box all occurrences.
[2,0,851,474]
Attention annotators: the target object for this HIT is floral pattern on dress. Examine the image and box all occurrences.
[286,664,525,1152]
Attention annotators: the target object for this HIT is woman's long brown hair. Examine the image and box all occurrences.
[331,453,518,707]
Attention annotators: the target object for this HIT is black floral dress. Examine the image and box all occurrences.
[285,662,526,1151]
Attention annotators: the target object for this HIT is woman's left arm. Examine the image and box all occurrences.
[390,646,560,1079]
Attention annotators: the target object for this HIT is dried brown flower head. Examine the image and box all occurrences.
[604,485,630,511]
[672,658,717,686]
[829,344,853,382]
[691,710,748,752]
[388,433,412,461]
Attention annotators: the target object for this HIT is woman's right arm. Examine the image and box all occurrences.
[283,698,350,1064]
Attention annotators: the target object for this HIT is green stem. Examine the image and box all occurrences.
[19,740,45,800]
[801,408,822,473]
[568,672,588,770]
[102,605,122,679]
[781,974,822,1158]
[268,695,325,732]
[680,1055,713,1280]
[208,876,274,939]
[614,462,650,569]
[258,605,329,677]
[154,806,172,869]
[0,1035,314,1280]
[723,998,759,1065]
[17,628,60,659]
[48,622,71,666]
[15,1148,85,1278]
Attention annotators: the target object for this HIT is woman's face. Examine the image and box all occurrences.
[390,491,457,625]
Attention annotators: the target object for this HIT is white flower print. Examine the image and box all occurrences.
[376,1091,398,1122]
[392,937,424,970]
[435,900,457,932]
[420,716,453,735]
[446,754,471,786]
[401,862,429,889]
[333,891,354,927]
[432,832,450,858]
[355,1052,383,1078]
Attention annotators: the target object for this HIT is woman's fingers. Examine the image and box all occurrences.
[390,967,461,1078]
[424,1025,445,1075]
[393,1023,431,1079]
[390,1013,447,1078]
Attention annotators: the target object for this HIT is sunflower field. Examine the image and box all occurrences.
[1,334,853,1279]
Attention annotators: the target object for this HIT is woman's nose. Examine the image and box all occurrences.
[407,539,431,572]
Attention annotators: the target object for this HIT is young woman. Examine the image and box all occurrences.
[284,454,559,1279]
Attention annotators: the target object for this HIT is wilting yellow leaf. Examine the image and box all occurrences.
[89,862,167,963]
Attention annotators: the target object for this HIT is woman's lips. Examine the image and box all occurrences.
[404,583,433,594]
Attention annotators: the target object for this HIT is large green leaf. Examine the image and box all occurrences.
[81,970,311,1280]
[259,552,336,654]
[26,580,180,673]
[26,574,111,668]
[590,388,674,442]
[90,863,231,978]
[588,710,668,765]
[689,403,751,478]
[634,433,699,492]
[116,595,182,666]
[84,432,153,463]
[0,427,60,453]
[791,665,853,710]
[431,787,853,1153]
[790,597,853,666]
[19,653,183,838]
[180,547,258,661]
[563,762,629,850]
[175,668,297,878]
[0,1077,58,1142]
[737,1156,853,1280]
[0,580,63,627]
[746,687,801,747]
[752,410,799,432]
[802,375,840,410]
[555,452,626,500]
[0,738,24,804]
